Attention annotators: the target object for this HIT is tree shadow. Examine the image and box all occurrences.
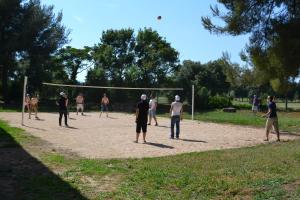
[0,126,87,200]
[179,138,208,143]
[145,142,174,149]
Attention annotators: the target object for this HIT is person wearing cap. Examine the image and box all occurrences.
[262,96,280,141]
[135,94,149,143]
[170,95,183,139]
[76,93,84,115]
[57,92,69,127]
[252,95,259,114]
[100,93,109,118]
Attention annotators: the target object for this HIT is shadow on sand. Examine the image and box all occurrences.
[0,126,87,200]
[179,138,208,143]
[145,142,174,149]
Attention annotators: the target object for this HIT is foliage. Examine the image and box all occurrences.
[0,0,68,103]
[202,0,300,104]
[55,46,92,84]
[208,95,232,109]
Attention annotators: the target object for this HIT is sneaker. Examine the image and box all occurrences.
[147,123,151,125]
[170,137,174,139]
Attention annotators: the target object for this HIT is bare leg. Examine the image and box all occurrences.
[154,116,158,126]
[265,130,269,141]
[135,133,140,143]
[29,106,31,119]
[143,132,146,143]
[35,108,38,119]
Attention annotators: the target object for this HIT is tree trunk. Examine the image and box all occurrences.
[1,60,9,104]
[285,95,288,111]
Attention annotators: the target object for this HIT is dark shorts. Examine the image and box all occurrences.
[136,121,147,133]
[101,104,108,111]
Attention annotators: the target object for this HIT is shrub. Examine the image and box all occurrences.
[208,95,232,109]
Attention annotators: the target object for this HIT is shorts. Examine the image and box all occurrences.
[77,104,84,111]
[252,105,258,111]
[149,109,156,117]
[136,121,147,133]
[265,117,279,133]
[101,104,108,111]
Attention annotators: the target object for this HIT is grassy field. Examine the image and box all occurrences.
[1,118,300,199]
[233,99,300,110]
[189,110,300,134]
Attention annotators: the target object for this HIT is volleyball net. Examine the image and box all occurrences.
[21,76,195,125]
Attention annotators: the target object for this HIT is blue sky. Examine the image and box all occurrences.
[41,0,249,81]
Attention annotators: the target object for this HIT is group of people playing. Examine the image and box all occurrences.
[135,94,183,143]
[25,91,280,142]
[56,92,110,127]
[54,91,184,143]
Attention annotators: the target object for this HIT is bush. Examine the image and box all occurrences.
[208,95,232,109]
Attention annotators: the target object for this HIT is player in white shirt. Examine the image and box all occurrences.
[148,94,158,126]
[169,95,183,139]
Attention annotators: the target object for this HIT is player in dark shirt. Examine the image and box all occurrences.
[135,94,149,143]
[263,96,280,141]
[57,92,68,127]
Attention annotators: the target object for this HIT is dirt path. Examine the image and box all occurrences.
[0,112,298,159]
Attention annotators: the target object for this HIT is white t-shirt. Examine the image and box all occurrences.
[149,99,157,110]
[171,101,182,116]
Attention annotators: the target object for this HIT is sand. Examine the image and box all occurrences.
[0,112,298,159]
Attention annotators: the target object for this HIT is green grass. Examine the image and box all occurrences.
[0,120,32,147]
[233,99,300,110]
[1,118,300,199]
[165,110,300,134]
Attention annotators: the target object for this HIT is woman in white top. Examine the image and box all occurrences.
[169,95,183,139]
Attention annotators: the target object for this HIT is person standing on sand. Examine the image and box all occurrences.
[30,94,39,119]
[135,94,149,143]
[252,95,259,114]
[262,96,280,141]
[76,93,84,115]
[57,92,69,127]
[170,95,183,139]
[100,93,109,118]
[148,93,158,126]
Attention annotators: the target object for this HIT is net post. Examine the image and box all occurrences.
[21,76,28,126]
[192,85,194,121]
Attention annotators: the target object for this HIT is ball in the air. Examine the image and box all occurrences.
[157,16,162,20]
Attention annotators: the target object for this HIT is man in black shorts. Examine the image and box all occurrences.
[57,92,69,127]
[135,94,149,143]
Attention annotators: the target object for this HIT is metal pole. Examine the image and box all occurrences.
[192,85,194,120]
[22,76,28,126]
